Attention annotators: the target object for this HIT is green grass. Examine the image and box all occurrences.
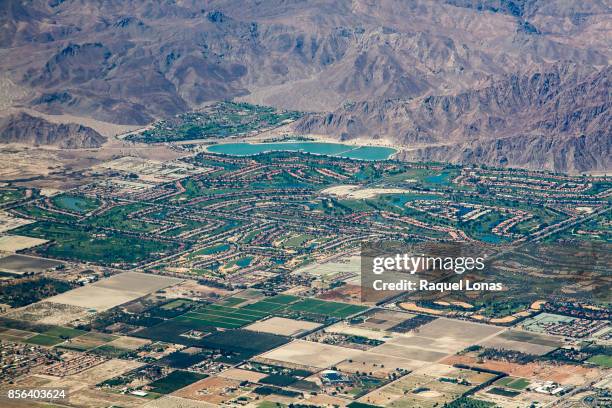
[260,374,298,386]
[43,326,85,339]
[218,297,248,307]
[497,377,530,390]
[226,256,253,269]
[84,203,160,233]
[241,301,287,313]
[286,298,367,318]
[487,387,520,397]
[265,295,300,305]
[347,403,383,408]
[128,101,303,143]
[257,401,287,408]
[160,299,194,310]
[26,334,64,346]
[13,221,181,265]
[89,345,132,358]
[0,189,25,204]
[176,304,268,329]
[445,398,495,408]
[232,296,366,320]
[587,354,612,368]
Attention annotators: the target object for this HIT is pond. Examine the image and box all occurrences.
[207,142,396,161]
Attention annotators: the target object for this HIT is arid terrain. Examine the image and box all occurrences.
[0,0,610,172]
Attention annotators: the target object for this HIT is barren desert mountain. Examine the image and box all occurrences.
[296,64,611,172]
[0,0,610,171]
[0,112,106,148]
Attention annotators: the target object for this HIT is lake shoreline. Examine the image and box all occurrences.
[204,141,397,161]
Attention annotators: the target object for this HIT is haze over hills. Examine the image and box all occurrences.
[0,0,610,172]
[0,112,106,148]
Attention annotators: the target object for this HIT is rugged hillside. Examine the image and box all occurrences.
[0,113,106,148]
[399,133,610,174]
[0,0,609,171]
[295,65,610,172]
[2,0,610,121]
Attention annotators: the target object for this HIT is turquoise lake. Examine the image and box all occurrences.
[207,142,396,161]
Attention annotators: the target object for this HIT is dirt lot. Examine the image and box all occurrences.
[359,309,417,331]
[0,235,48,252]
[59,332,116,351]
[161,279,235,300]
[325,322,391,341]
[258,340,361,369]
[479,329,562,355]
[317,283,363,304]
[0,211,35,233]
[367,342,449,362]
[106,336,151,350]
[474,387,556,408]
[296,255,360,282]
[0,328,35,342]
[46,272,182,311]
[442,355,603,386]
[143,396,217,408]
[172,376,246,405]
[358,364,473,408]
[3,301,91,325]
[219,368,268,383]
[303,394,351,407]
[0,254,62,273]
[337,351,424,378]
[245,317,321,337]
[321,185,412,199]
[352,317,503,363]
[416,318,503,345]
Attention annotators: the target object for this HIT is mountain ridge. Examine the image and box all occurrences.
[0,112,106,149]
[0,0,610,171]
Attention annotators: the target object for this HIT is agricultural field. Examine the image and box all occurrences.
[0,320,86,346]
[587,354,612,368]
[177,304,269,329]
[258,339,361,369]
[45,272,182,311]
[358,364,497,408]
[0,235,47,252]
[480,330,564,355]
[147,370,208,394]
[0,254,62,274]
[245,317,321,336]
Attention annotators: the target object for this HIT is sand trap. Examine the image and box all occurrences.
[321,185,411,199]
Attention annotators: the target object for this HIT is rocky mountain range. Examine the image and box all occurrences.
[0,0,610,172]
[296,64,610,172]
[0,112,106,148]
